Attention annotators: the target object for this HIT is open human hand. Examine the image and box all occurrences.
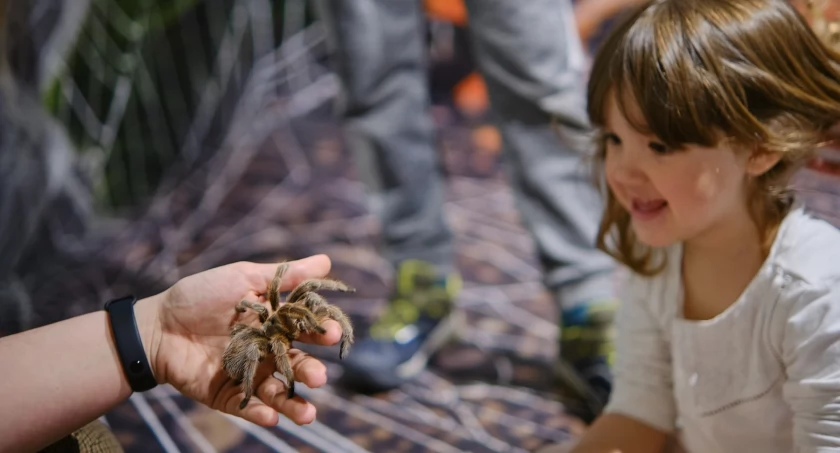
[134,255,341,426]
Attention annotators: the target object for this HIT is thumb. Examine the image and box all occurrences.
[248,255,333,292]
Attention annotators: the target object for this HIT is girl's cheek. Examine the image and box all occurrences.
[694,171,720,200]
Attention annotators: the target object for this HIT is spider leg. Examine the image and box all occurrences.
[285,304,327,335]
[301,292,355,359]
[236,300,270,323]
[287,278,355,304]
[269,336,296,399]
[222,325,268,409]
[230,323,249,336]
[267,262,290,311]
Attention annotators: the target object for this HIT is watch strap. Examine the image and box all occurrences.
[104,295,158,392]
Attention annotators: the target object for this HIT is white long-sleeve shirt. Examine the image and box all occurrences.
[604,206,840,453]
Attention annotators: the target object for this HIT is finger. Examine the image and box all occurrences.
[287,349,329,388]
[222,362,318,426]
[296,319,342,346]
[256,378,317,425]
[235,398,281,427]
[219,367,281,426]
[247,255,332,292]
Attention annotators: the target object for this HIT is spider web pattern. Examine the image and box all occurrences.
[23,0,840,451]
[30,1,589,450]
[46,0,330,209]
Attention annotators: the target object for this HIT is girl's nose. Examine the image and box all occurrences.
[607,150,647,186]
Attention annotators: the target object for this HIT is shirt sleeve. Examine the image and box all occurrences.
[781,277,840,452]
[603,272,677,433]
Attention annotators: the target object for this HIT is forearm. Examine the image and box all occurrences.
[571,413,668,453]
[0,296,161,452]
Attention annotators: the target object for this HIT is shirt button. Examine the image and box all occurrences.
[781,274,792,288]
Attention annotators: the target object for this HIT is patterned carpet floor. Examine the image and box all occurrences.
[24,98,840,452]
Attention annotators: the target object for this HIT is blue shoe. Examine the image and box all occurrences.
[554,300,617,423]
[338,260,463,393]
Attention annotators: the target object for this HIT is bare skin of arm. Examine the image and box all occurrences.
[0,256,341,453]
[570,413,669,453]
[0,302,159,452]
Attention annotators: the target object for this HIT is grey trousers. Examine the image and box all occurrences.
[316,0,615,308]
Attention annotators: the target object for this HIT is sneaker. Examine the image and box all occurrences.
[554,299,617,423]
[338,259,463,393]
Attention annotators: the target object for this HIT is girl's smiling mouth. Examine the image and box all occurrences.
[631,198,668,220]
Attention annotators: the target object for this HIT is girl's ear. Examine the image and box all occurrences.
[746,150,783,176]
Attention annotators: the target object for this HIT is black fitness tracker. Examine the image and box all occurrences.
[104,295,158,392]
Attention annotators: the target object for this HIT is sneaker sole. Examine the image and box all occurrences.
[395,309,465,380]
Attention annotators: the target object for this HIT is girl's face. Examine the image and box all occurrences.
[603,94,771,248]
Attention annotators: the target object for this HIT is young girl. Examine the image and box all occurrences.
[550,0,840,452]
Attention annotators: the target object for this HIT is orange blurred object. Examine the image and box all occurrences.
[471,124,502,154]
[424,0,468,26]
[424,0,488,116]
[453,72,489,118]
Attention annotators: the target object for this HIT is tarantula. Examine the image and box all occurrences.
[222,263,355,408]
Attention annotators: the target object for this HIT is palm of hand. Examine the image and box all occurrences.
[150,256,339,426]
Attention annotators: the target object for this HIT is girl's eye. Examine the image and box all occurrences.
[604,133,621,145]
[648,141,671,155]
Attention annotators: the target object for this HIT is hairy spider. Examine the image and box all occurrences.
[222,263,355,408]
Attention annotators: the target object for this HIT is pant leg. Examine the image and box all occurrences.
[315,0,454,271]
[463,0,615,308]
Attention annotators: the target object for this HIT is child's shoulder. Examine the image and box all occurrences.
[771,206,840,288]
[769,207,840,356]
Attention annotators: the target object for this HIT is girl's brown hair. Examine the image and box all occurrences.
[588,0,840,275]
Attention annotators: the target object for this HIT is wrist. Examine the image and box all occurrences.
[134,295,164,385]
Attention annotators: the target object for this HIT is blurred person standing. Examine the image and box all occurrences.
[315,0,616,419]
